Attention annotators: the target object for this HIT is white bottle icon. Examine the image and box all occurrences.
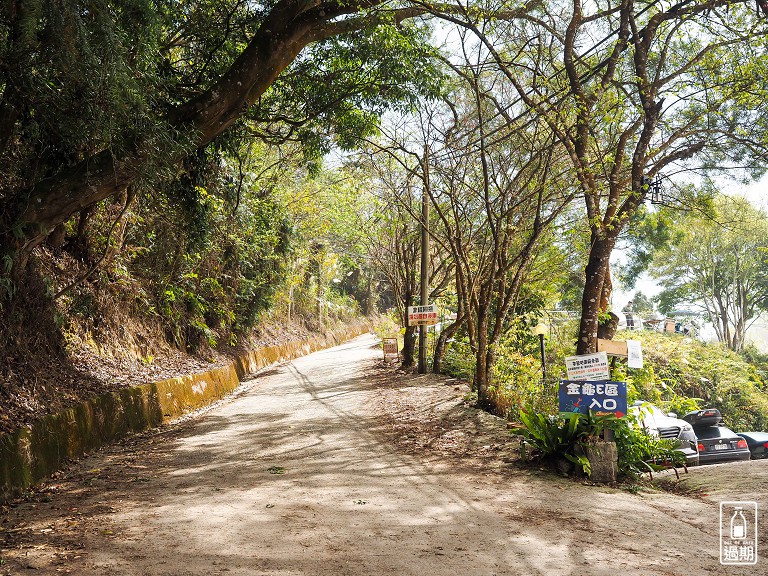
[731,507,747,540]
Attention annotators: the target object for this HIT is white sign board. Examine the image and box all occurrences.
[565,351,610,381]
[626,339,643,369]
[407,304,438,326]
[382,338,399,361]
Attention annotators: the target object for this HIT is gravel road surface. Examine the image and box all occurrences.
[1,333,766,575]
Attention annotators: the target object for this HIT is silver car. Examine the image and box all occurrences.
[629,401,700,466]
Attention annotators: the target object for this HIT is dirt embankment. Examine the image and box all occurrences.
[0,292,333,437]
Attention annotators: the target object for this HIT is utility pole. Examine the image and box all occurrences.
[419,144,430,374]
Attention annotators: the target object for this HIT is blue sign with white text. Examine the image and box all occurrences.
[559,380,628,417]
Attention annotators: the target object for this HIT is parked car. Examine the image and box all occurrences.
[682,409,751,464]
[736,432,768,459]
[629,401,699,466]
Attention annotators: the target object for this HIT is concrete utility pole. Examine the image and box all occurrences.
[419,145,430,375]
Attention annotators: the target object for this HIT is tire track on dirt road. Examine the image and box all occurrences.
[2,334,762,575]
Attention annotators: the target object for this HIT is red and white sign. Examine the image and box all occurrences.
[382,338,399,360]
[564,351,610,381]
[407,304,438,326]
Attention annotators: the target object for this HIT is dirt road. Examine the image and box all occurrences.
[1,334,766,575]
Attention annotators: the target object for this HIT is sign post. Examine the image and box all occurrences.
[382,338,399,361]
[560,352,626,481]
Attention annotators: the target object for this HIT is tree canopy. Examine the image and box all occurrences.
[652,195,768,351]
[3,0,768,415]
[0,0,453,269]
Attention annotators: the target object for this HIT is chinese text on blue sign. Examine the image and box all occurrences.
[559,380,628,417]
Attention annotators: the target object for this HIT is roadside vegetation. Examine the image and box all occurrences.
[435,322,768,432]
[511,409,687,479]
[427,317,768,478]
[2,0,768,471]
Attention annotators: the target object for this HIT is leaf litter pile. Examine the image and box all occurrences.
[368,363,520,472]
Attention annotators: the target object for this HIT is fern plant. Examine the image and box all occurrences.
[513,409,685,479]
[513,411,595,476]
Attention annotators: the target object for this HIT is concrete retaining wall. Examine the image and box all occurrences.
[0,323,371,502]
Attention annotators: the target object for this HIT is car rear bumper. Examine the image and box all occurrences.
[747,448,768,459]
[678,447,699,466]
[698,448,752,464]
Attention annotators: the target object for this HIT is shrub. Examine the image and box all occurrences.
[541,327,768,431]
[373,313,401,341]
[611,414,687,478]
[447,318,768,433]
[513,409,686,480]
[441,334,556,418]
[491,345,554,420]
[617,331,768,430]
[442,338,475,380]
[512,411,592,476]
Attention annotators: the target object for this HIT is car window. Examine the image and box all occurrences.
[696,426,736,439]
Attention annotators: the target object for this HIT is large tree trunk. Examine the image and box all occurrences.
[3,150,135,264]
[600,264,612,314]
[402,325,417,368]
[432,312,463,374]
[2,0,384,264]
[474,342,494,410]
[70,206,96,263]
[577,235,616,355]
[473,315,492,408]
[399,285,416,367]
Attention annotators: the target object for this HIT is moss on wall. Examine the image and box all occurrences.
[0,323,370,502]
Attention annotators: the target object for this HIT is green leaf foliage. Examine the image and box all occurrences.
[651,195,768,351]
[611,414,687,478]
[514,410,584,461]
[611,330,768,432]
[514,409,685,479]
[0,0,179,188]
[125,140,292,349]
[248,21,445,155]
